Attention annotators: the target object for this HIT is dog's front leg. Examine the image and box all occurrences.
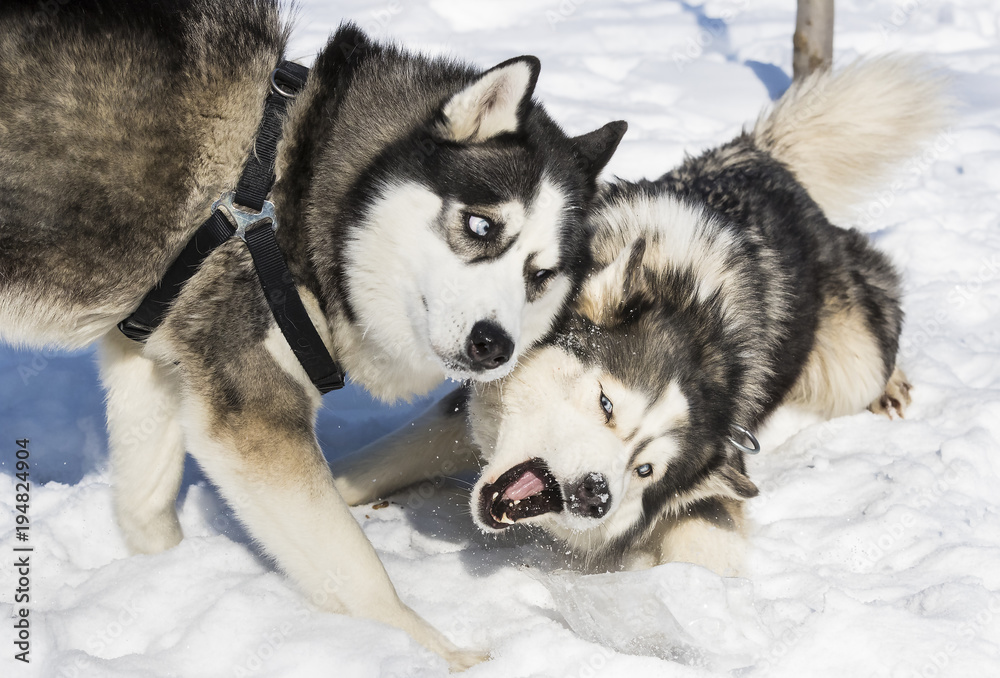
[332,387,481,505]
[169,332,484,671]
[100,331,186,555]
[658,499,749,577]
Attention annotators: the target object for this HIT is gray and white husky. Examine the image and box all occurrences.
[0,0,625,667]
[335,58,950,576]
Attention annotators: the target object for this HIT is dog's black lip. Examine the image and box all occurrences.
[478,458,564,530]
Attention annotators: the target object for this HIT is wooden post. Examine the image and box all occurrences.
[793,0,834,80]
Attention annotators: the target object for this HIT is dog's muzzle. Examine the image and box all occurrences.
[478,458,563,530]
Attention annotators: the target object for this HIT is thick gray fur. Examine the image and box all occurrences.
[334,57,948,575]
[0,0,628,668]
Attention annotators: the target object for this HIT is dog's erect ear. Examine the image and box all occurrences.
[572,121,628,178]
[438,56,540,143]
[714,461,759,500]
[577,236,647,326]
[328,22,377,63]
[312,23,379,91]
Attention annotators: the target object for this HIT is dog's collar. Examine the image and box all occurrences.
[119,61,346,395]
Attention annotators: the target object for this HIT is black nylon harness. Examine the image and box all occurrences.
[119,62,345,394]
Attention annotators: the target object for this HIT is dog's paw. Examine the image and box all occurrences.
[869,367,912,419]
[445,647,490,672]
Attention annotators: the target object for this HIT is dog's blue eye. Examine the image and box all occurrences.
[535,269,555,283]
[636,463,653,478]
[600,392,613,421]
[467,214,492,238]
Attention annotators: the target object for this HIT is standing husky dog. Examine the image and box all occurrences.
[0,0,626,667]
[335,58,949,576]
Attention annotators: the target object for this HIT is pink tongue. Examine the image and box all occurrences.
[502,470,545,501]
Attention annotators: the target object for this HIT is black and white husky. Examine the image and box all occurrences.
[335,58,950,576]
[0,0,626,667]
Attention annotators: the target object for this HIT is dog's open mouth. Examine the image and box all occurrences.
[478,458,564,530]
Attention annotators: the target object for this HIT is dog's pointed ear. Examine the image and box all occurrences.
[572,121,628,178]
[577,236,647,325]
[329,22,377,62]
[438,56,540,143]
[714,461,759,500]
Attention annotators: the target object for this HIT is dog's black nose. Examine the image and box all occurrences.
[466,321,514,371]
[568,473,610,518]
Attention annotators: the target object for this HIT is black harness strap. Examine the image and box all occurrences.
[234,64,308,211]
[244,224,344,394]
[119,61,345,395]
[118,210,234,341]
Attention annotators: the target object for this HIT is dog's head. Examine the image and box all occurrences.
[469,189,761,566]
[300,26,627,399]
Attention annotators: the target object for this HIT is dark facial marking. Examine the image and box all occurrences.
[443,206,521,263]
[524,252,558,302]
[627,437,653,468]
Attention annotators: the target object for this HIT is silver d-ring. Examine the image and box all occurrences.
[728,424,761,455]
[270,68,297,99]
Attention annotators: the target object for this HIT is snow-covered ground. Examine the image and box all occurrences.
[3,0,1000,676]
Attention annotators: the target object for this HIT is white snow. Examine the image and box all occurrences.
[3,0,1000,676]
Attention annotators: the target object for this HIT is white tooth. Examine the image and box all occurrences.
[513,500,520,505]
[500,513,515,525]
[492,492,499,502]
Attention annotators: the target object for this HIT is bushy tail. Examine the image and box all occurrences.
[752,57,953,222]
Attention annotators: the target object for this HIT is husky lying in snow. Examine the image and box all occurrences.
[335,58,949,576]
[0,0,626,667]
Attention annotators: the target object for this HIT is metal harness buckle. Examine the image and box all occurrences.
[212,191,277,240]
